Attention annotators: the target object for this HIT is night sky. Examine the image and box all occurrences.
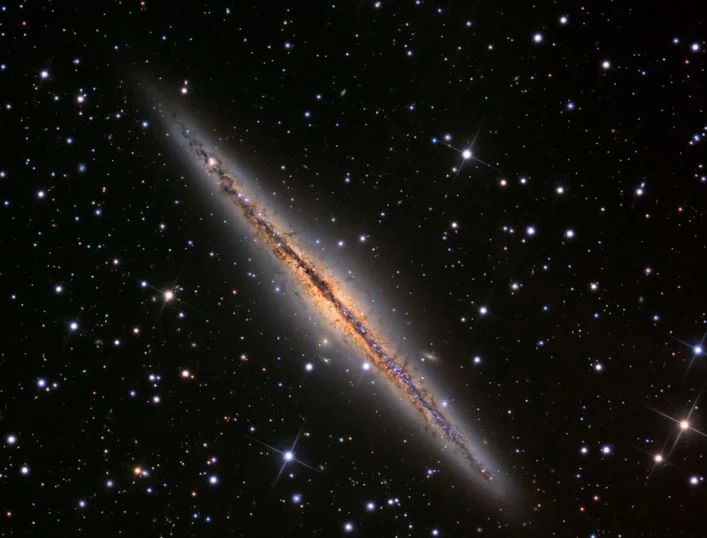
[2,1,706,536]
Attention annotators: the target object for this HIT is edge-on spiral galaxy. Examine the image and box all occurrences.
[147,91,500,490]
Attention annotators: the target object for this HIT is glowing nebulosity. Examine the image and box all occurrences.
[173,119,493,483]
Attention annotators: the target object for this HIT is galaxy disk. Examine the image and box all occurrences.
[146,90,499,490]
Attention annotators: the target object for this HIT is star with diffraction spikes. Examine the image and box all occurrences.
[644,388,706,480]
[671,330,706,379]
[431,124,500,183]
[246,427,320,488]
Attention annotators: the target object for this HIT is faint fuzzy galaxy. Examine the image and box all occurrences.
[1,2,706,537]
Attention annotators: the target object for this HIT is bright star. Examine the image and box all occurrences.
[649,391,707,464]
[247,428,318,486]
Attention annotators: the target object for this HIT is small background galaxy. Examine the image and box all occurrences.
[1,2,706,537]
